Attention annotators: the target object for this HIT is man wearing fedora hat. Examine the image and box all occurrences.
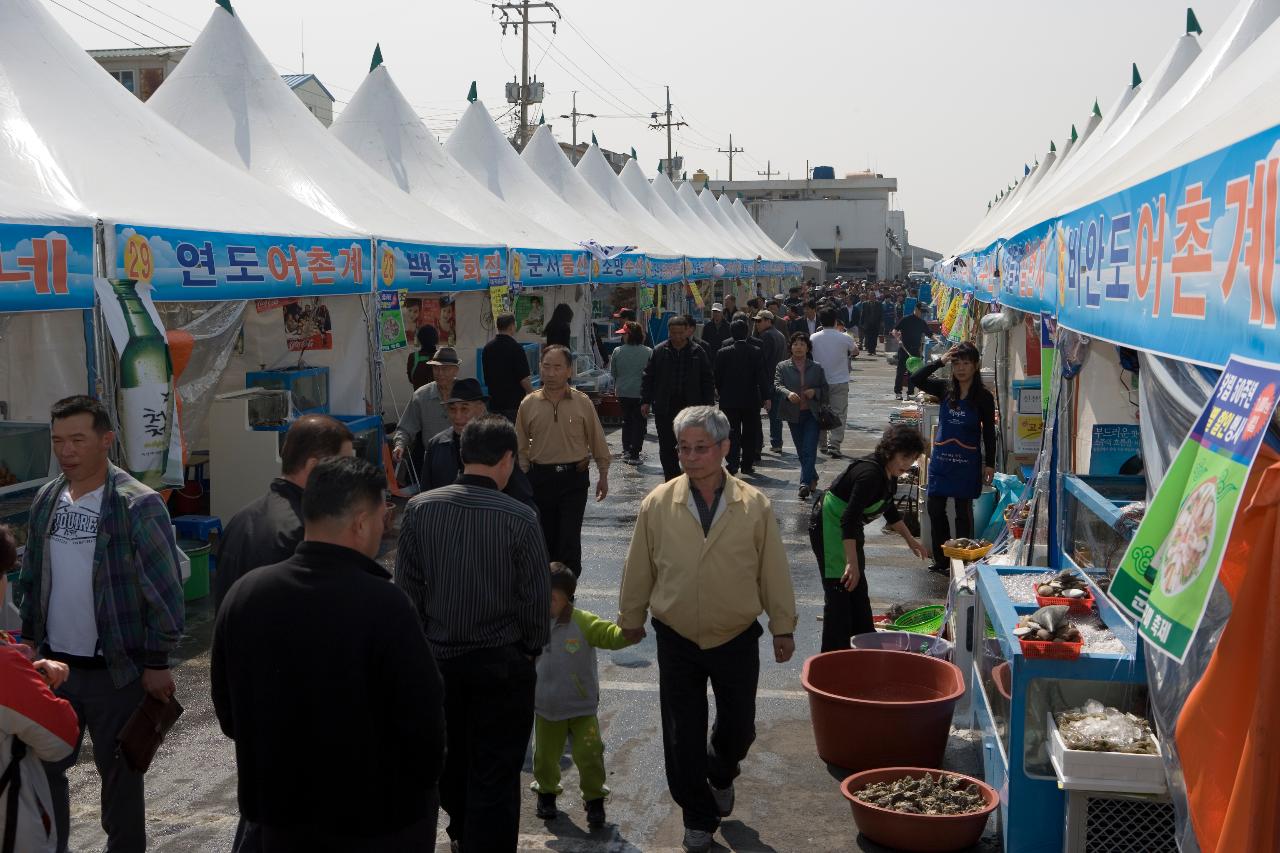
[420,378,536,509]
[393,346,460,485]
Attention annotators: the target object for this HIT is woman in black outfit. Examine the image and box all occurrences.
[817,425,930,651]
[545,303,573,349]
[910,342,997,574]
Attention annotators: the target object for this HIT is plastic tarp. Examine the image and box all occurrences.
[330,62,571,252]
[148,6,497,255]
[0,0,361,250]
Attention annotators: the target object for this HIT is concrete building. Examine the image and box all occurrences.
[707,171,912,280]
[558,141,630,173]
[88,47,335,126]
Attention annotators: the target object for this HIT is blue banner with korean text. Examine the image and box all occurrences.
[687,257,716,281]
[379,240,507,293]
[0,222,95,311]
[647,257,686,285]
[591,252,647,284]
[114,225,372,302]
[510,247,591,288]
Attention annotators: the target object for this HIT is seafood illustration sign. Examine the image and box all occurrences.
[1110,356,1280,662]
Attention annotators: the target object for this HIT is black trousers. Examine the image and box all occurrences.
[821,540,873,652]
[720,406,761,474]
[894,353,917,396]
[619,396,645,457]
[438,646,536,851]
[927,494,974,570]
[254,804,437,853]
[862,325,880,355]
[529,464,590,575]
[654,619,762,832]
[655,402,686,481]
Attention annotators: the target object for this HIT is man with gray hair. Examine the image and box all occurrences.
[617,406,797,853]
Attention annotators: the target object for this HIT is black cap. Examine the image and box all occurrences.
[444,377,488,404]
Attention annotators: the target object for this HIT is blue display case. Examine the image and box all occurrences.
[333,414,384,469]
[972,564,1149,853]
[245,366,330,415]
[474,342,541,396]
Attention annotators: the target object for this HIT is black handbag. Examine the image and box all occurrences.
[816,405,842,431]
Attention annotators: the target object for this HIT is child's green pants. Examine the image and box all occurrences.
[530,714,610,801]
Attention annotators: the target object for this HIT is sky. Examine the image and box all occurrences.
[46,0,1243,253]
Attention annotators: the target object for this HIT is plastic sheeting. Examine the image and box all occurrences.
[154,301,246,454]
[0,310,89,420]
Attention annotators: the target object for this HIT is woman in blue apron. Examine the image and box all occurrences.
[910,343,997,574]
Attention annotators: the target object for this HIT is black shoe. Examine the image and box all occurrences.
[799,485,812,499]
[536,792,557,820]
[741,466,755,476]
[927,563,950,576]
[585,797,607,828]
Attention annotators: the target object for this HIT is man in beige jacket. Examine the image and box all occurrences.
[618,406,797,853]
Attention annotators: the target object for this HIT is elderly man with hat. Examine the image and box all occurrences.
[393,345,461,485]
[700,303,731,354]
[420,377,536,509]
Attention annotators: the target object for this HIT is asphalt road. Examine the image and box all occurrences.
[66,353,994,853]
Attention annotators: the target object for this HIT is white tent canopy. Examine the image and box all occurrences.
[0,0,359,243]
[445,100,600,245]
[574,143,684,259]
[696,188,768,262]
[520,125,656,251]
[678,182,756,261]
[617,160,708,257]
[729,196,792,261]
[652,174,738,261]
[330,60,571,251]
[148,5,494,250]
[782,227,821,265]
[714,192,780,263]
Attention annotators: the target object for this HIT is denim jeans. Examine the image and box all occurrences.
[788,410,820,487]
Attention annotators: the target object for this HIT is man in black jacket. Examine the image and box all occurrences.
[700,303,731,354]
[212,457,445,852]
[754,310,789,454]
[641,316,715,481]
[714,320,770,476]
[859,295,884,355]
[213,415,354,610]
[420,378,536,509]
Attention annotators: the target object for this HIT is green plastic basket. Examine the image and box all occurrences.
[893,605,946,635]
[906,356,925,373]
[985,617,997,639]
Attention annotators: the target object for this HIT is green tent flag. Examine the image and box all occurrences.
[467,81,477,103]
[370,44,383,72]
[591,131,598,145]
[1187,8,1203,35]
[216,0,233,14]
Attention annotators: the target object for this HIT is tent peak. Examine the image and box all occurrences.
[1070,123,1078,142]
[215,0,233,15]
[1049,139,1057,153]
[1186,7,1203,35]
[1131,62,1142,88]
[370,43,383,72]
[591,131,598,146]
[630,146,637,160]
[467,81,477,103]
[1092,98,1102,117]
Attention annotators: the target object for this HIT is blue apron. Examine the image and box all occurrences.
[927,395,983,499]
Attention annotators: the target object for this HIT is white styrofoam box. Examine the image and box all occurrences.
[1047,712,1167,794]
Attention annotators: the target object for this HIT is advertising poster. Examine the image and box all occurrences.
[1013,382,1044,454]
[490,284,511,319]
[276,298,334,353]
[1110,356,1280,660]
[515,294,545,335]
[1088,424,1143,475]
[378,290,407,352]
[403,296,457,347]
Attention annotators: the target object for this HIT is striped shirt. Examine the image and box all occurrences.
[395,475,551,660]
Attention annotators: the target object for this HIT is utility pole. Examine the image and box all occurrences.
[718,133,744,181]
[558,90,596,151]
[493,0,559,149]
[648,85,687,175]
[756,160,778,180]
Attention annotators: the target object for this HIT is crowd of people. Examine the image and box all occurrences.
[0,276,1001,853]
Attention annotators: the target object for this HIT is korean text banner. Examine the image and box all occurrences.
[510,248,591,288]
[1056,123,1280,367]
[1110,356,1280,661]
[995,223,1061,315]
[0,223,95,311]
[379,240,507,293]
[592,252,646,284]
[114,225,371,302]
[686,258,715,281]
[647,257,685,285]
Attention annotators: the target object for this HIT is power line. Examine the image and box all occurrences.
[46,0,146,47]
[69,0,165,46]
[558,17,661,109]
[97,0,188,43]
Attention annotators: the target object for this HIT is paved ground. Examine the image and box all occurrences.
[66,353,997,852]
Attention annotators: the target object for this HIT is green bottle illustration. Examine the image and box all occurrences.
[111,279,173,488]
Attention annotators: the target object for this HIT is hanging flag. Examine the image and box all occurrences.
[577,240,636,261]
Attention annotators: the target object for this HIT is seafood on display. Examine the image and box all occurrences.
[1036,569,1091,600]
[1054,700,1158,755]
[1012,605,1083,643]
[852,774,987,816]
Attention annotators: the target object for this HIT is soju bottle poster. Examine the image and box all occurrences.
[1109,356,1280,662]
[93,277,182,490]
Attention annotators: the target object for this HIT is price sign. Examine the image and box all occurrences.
[380,247,396,289]
[124,234,154,283]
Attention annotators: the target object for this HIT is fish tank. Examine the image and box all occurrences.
[246,366,330,415]
[0,421,55,497]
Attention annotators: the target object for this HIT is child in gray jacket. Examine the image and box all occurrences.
[531,563,635,827]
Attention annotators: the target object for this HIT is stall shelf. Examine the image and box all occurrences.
[971,563,1158,853]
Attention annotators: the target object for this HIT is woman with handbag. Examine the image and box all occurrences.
[910,342,997,574]
[774,332,830,499]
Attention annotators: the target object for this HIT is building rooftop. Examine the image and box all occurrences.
[88,46,188,59]
[280,73,335,103]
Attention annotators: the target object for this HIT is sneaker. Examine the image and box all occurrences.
[536,792,557,820]
[683,828,715,852]
[585,798,607,828]
[710,782,735,817]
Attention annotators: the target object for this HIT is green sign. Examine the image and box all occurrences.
[378,290,407,351]
[1109,356,1280,662]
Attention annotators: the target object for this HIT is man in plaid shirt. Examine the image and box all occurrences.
[15,395,185,853]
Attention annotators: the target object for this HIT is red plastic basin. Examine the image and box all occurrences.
[801,649,965,772]
[841,767,999,852]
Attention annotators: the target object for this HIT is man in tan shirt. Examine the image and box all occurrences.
[515,344,610,577]
[617,406,796,853]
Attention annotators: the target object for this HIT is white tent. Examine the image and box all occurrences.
[575,145,688,259]
[697,188,770,265]
[678,182,757,262]
[782,227,823,267]
[729,196,792,260]
[617,160,711,260]
[713,191,781,265]
[330,56,570,253]
[651,173,739,266]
